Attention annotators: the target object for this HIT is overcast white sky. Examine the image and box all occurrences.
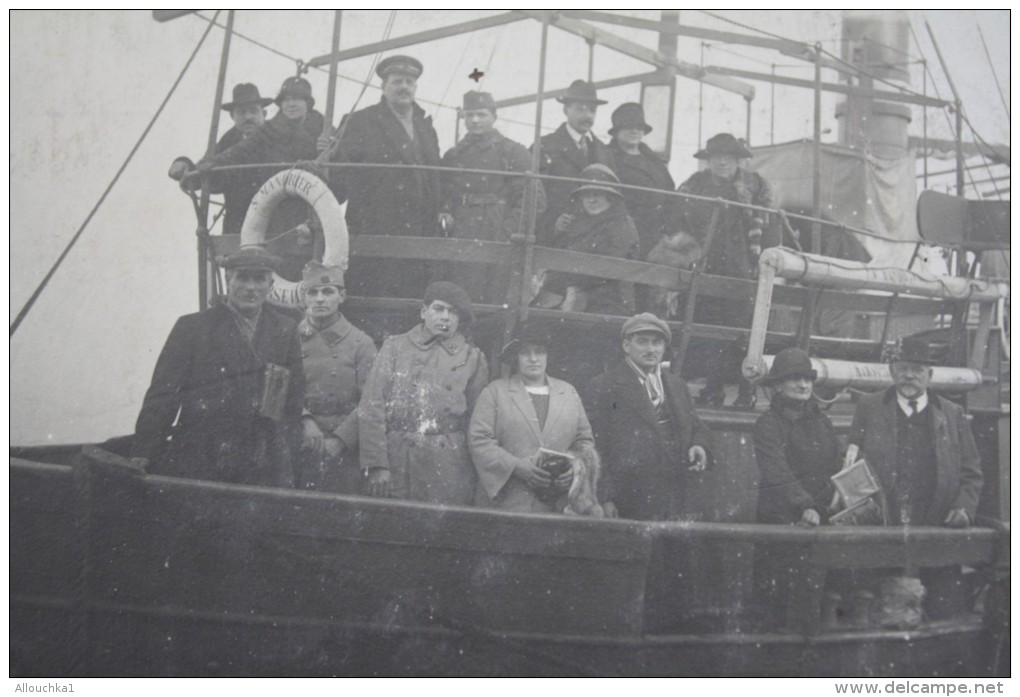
[9,10,1010,445]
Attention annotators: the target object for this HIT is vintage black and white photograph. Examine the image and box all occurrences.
[9,10,1010,682]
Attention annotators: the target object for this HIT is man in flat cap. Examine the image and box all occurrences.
[170,83,275,237]
[329,55,442,299]
[358,281,489,505]
[584,313,712,520]
[296,261,378,493]
[533,79,616,247]
[131,246,304,487]
[438,90,546,304]
[195,76,330,280]
[848,336,982,528]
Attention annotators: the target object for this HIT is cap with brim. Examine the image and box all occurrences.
[424,281,473,325]
[763,347,818,385]
[556,79,608,105]
[300,261,344,289]
[376,55,424,79]
[694,132,753,160]
[888,335,938,365]
[571,163,622,200]
[608,102,652,136]
[463,90,496,112]
[500,321,553,363]
[275,76,315,108]
[222,82,273,112]
[218,245,283,273]
[621,312,672,343]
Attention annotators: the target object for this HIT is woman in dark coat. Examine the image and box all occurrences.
[607,103,676,259]
[753,348,842,526]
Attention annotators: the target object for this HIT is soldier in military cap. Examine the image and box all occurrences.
[533,79,616,246]
[131,246,304,487]
[438,90,546,304]
[295,261,377,492]
[359,281,489,505]
[330,54,442,300]
[168,82,274,236]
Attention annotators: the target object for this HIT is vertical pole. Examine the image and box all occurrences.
[770,64,776,145]
[587,38,595,81]
[745,97,752,144]
[198,9,234,310]
[954,101,965,196]
[922,60,929,190]
[511,12,550,331]
[697,42,705,149]
[811,43,823,256]
[323,11,343,139]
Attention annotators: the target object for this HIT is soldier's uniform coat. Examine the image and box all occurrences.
[358,324,489,505]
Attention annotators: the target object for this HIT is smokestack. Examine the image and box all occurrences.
[835,11,913,158]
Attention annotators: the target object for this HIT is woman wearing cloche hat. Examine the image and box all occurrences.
[752,347,842,526]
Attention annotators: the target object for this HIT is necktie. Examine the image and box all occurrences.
[578,134,590,163]
[646,371,663,408]
[908,399,918,416]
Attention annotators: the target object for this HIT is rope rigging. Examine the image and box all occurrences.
[10,11,220,338]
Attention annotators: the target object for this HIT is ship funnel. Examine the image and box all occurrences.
[836,11,913,158]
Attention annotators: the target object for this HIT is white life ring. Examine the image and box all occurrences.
[239,168,348,308]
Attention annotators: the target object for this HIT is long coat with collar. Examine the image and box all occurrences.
[609,140,677,258]
[296,313,377,492]
[533,123,615,247]
[131,302,304,487]
[439,129,546,304]
[469,374,594,513]
[848,387,983,525]
[585,360,713,521]
[358,324,489,505]
[330,99,442,298]
[753,396,842,524]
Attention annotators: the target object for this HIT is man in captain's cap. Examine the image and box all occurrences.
[131,246,304,488]
[329,54,442,300]
[168,82,274,236]
[437,90,546,304]
[295,261,377,493]
[532,79,616,247]
[584,313,712,521]
[358,281,489,505]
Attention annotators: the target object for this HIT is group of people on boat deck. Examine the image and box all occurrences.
[131,243,982,529]
[170,56,778,407]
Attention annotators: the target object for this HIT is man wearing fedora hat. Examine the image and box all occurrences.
[532,79,616,247]
[169,82,274,236]
[437,90,546,304]
[329,55,442,299]
[676,132,775,408]
[131,246,304,488]
[295,261,377,493]
[584,313,713,521]
[607,102,677,259]
[359,281,488,505]
[196,76,330,280]
[849,335,982,528]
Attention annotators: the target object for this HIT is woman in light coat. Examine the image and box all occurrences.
[469,322,599,514]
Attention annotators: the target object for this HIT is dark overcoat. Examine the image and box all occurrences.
[675,167,773,279]
[585,361,714,520]
[132,302,304,487]
[204,127,274,236]
[533,124,615,246]
[609,140,677,257]
[848,388,983,525]
[331,99,442,298]
[753,396,842,524]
